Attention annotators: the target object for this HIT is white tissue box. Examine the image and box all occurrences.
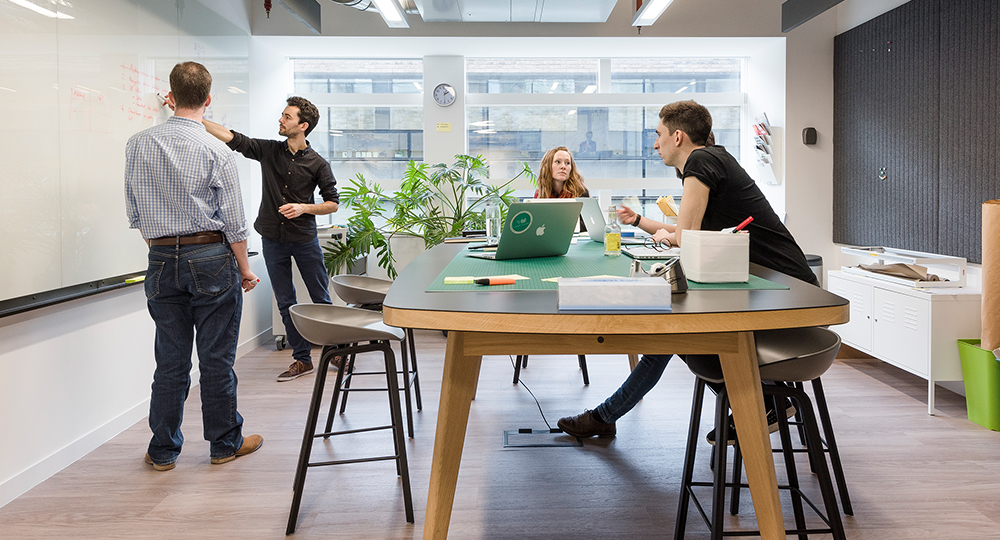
[680,230,749,283]
[558,277,671,311]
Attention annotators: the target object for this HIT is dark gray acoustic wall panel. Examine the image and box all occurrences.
[835,0,1000,264]
[833,0,940,255]
[938,1,1000,263]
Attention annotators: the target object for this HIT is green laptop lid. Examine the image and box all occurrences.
[481,201,583,260]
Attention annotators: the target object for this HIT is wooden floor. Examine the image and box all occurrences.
[2,330,999,539]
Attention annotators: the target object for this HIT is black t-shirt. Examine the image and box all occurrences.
[681,145,818,285]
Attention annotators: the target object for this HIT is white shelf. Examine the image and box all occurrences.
[840,246,967,288]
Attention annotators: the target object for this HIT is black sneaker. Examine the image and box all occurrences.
[706,403,797,446]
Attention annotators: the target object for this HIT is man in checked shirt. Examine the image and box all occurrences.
[125,62,263,471]
[204,97,339,382]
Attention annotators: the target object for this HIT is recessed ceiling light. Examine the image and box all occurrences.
[632,0,673,27]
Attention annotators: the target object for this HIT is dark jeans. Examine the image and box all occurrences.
[145,241,245,465]
[262,236,331,365]
[594,353,761,424]
[595,354,674,423]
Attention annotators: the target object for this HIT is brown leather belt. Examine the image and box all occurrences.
[149,231,224,246]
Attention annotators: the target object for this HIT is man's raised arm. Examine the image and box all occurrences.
[202,118,235,143]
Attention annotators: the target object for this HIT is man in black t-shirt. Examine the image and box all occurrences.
[558,100,818,439]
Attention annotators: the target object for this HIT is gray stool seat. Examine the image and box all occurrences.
[327,274,423,439]
[290,303,403,344]
[756,327,840,382]
[331,274,392,306]
[285,304,413,534]
[675,327,849,540]
[683,327,840,384]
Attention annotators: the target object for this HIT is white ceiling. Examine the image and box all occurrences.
[411,0,620,23]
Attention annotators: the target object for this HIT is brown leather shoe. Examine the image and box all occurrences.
[557,410,616,438]
[331,355,344,370]
[277,361,314,382]
[144,453,176,471]
[211,434,263,464]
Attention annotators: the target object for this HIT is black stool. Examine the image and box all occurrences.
[329,274,422,438]
[729,378,853,518]
[512,354,590,385]
[675,327,848,540]
[286,304,413,534]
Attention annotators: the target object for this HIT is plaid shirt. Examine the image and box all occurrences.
[125,116,249,243]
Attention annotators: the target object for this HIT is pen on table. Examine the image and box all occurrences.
[733,216,753,233]
[475,277,515,286]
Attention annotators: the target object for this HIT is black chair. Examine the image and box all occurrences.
[329,275,422,438]
[675,327,849,540]
[286,304,413,534]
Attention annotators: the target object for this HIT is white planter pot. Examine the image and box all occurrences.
[368,233,426,281]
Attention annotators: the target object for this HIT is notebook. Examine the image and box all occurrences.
[468,200,583,260]
[577,197,646,245]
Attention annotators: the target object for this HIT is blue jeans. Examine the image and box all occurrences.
[594,354,730,423]
[595,354,674,423]
[145,242,245,465]
[262,236,331,365]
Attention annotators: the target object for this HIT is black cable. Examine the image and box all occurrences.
[508,355,553,431]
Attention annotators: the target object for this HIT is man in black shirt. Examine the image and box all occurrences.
[558,100,818,439]
[204,97,339,382]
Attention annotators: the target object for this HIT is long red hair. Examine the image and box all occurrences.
[537,146,587,199]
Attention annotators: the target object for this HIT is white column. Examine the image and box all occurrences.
[423,56,467,165]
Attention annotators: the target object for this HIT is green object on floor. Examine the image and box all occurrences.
[957,339,1000,431]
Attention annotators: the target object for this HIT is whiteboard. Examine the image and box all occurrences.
[0,0,249,303]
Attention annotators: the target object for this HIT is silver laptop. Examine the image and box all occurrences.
[468,201,583,260]
[577,198,646,245]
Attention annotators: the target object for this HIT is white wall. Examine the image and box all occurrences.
[0,0,274,509]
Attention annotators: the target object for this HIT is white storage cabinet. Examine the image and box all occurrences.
[827,270,981,414]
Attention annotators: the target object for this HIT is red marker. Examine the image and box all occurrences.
[733,216,753,233]
[475,277,515,286]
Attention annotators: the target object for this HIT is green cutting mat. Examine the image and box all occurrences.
[426,241,788,292]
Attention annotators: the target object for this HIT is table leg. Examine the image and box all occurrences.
[717,331,786,540]
[423,331,483,540]
[628,353,639,371]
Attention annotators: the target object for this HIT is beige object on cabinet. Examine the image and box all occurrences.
[981,200,1000,351]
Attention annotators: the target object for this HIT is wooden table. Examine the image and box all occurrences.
[383,244,849,540]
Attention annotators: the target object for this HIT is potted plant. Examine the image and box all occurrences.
[324,154,534,279]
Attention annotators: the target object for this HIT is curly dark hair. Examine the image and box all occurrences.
[285,96,320,137]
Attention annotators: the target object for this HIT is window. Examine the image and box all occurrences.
[610,58,742,93]
[466,56,746,211]
[312,106,423,182]
[292,59,425,186]
[292,59,423,94]
[466,58,598,94]
[468,105,741,181]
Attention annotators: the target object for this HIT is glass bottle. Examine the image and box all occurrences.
[604,205,621,256]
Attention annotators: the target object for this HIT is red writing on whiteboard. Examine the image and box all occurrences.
[71,86,113,133]
[119,63,168,122]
